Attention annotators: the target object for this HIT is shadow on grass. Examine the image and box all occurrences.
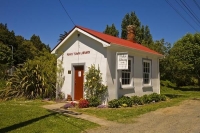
[0,112,58,133]
[178,87,200,91]
[47,109,89,133]
[164,94,185,98]
[0,109,90,133]
[164,85,200,92]
[53,112,88,133]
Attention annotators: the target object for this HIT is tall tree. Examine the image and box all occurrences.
[0,23,17,49]
[0,42,12,79]
[30,34,50,52]
[103,24,119,37]
[0,42,12,65]
[152,39,172,80]
[0,23,18,65]
[166,33,200,86]
[15,40,38,64]
[0,23,51,66]
[121,12,153,45]
[141,26,153,47]
[30,34,44,51]
[121,12,141,42]
[151,39,171,55]
[58,31,68,42]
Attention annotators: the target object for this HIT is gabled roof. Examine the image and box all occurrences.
[52,25,163,56]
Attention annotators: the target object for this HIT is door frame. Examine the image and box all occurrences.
[71,63,85,100]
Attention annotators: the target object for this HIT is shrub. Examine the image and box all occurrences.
[63,102,76,109]
[131,96,143,105]
[118,96,132,107]
[58,92,65,99]
[0,79,6,90]
[108,99,120,108]
[88,96,101,107]
[159,94,167,101]
[141,94,151,104]
[84,65,107,100]
[160,80,176,88]
[97,104,108,108]
[78,99,89,108]
[121,104,128,107]
[1,50,57,100]
[149,93,160,102]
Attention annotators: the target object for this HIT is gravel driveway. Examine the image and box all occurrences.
[86,100,200,133]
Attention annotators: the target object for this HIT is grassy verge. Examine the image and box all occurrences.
[0,100,98,133]
[73,86,200,123]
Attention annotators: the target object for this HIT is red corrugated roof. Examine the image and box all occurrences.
[76,26,162,56]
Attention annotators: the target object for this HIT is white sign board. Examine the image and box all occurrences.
[78,71,81,77]
[117,52,128,70]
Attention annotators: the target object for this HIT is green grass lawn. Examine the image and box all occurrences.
[0,100,98,133]
[1,86,200,132]
[73,86,200,123]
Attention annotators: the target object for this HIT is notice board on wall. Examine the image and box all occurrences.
[117,52,128,70]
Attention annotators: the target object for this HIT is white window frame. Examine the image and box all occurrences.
[120,57,134,89]
[143,59,152,86]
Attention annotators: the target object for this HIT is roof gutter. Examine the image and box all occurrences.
[51,27,77,54]
[51,27,110,54]
[77,28,110,47]
[110,43,164,58]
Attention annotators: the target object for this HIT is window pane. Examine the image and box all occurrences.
[122,59,132,85]
[147,78,149,83]
[122,73,125,78]
[127,73,130,79]
[122,79,125,84]
[145,73,148,78]
[143,61,151,84]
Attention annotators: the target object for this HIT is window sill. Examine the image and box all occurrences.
[142,85,153,89]
[121,85,135,90]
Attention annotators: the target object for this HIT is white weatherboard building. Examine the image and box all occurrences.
[51,25,163,101]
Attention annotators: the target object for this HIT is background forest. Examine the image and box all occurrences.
[1,11,200,100]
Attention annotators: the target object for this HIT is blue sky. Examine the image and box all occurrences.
[1,0,199,49]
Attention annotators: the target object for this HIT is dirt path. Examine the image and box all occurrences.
[86,100,200,133]
[43,103,119,127]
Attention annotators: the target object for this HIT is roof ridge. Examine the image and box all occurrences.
[52,25,163,56]
[76,25,162,56]
[76,25,136,43]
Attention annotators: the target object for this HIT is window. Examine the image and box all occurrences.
[143,60,151,84]
[122,59,132,85]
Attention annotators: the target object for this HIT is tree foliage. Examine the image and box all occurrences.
[0,42,12,65]
[56,59,65,99]
[0,42,12,80]
[121,12,153,45]
[103,24,119,37]
[30,34,51,52]
[58,31,68,42]
[0,23,51,66]
[0,23,61,100]
[151,39,171,55]
[0,23,17,49]
[84,65,107,100]
[163,33,200,86]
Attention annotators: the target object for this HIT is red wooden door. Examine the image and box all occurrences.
[74,66,84,100]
